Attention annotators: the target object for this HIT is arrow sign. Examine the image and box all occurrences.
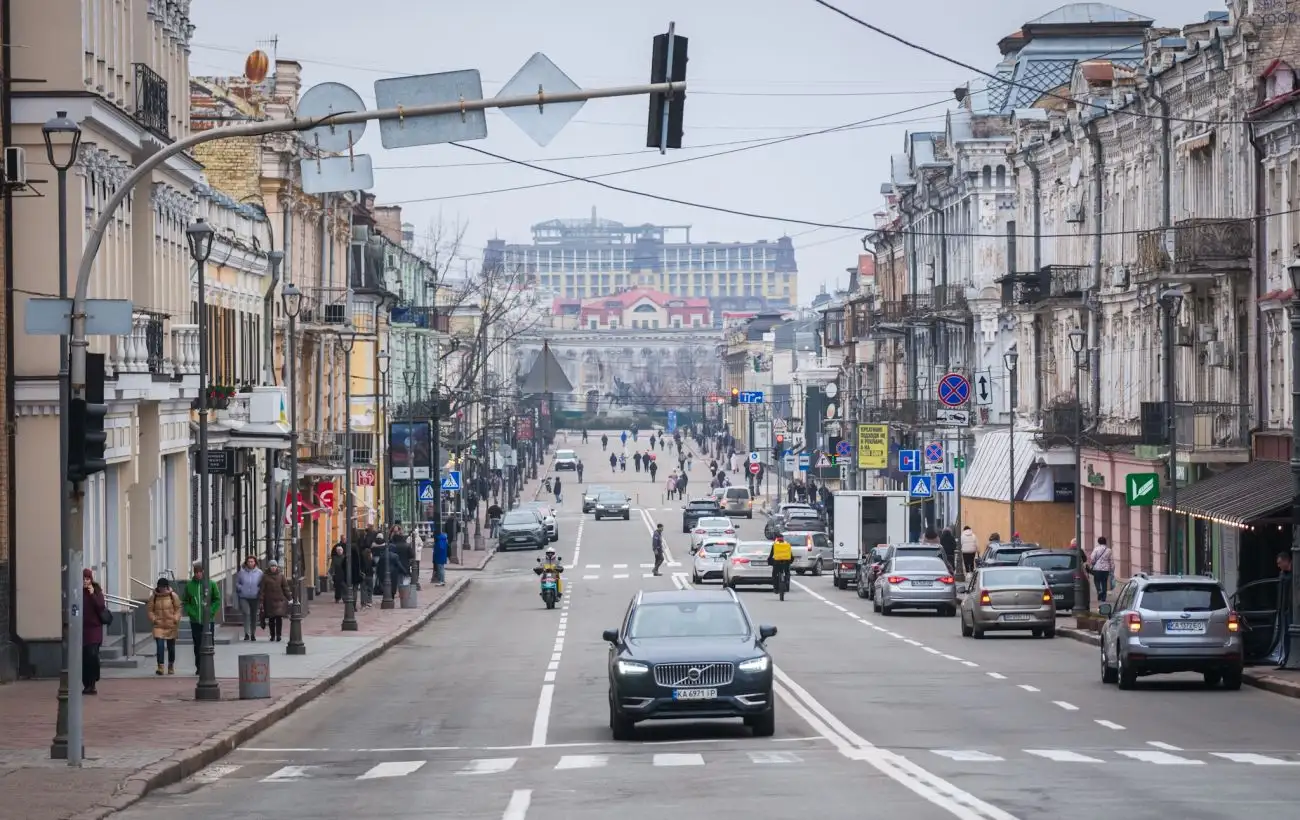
[976,373,992,406]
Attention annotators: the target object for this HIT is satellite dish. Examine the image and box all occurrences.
[297,82,367,153]
[1069,156,1083,188]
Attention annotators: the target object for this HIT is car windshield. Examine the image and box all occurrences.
[871,547,889,562]
[627,602,749,638]
[688,501,717,510]
[502,512,536,525]
[737,543,769,557]
[982,568,1046,587]
[585,486,609,495]
[1021,553,1077,570]
[1140,584,1228,613]
[556,450,576,460]
[700,541,735,555]
[698,518,732,529]
[894,557,948,572]
[597,494,627,503]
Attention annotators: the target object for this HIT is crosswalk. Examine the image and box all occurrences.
[575,562,682,581]
[918,748,1300,766]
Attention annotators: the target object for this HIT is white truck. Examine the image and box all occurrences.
[830,490,910,589]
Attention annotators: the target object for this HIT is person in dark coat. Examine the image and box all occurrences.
[330,542,347,602]
[939,528,959,570]
[82,568,106,694]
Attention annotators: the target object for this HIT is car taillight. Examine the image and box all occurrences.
[1042,589,1053,603]
[1227,611,1240,633]
[978,590,991,605]
[887,576,907,585]
[1126,612,1142,633]
[732,557,749,565]
[840,561,855,570]
[693,529,705,535]
[725,529,735,534]
[938,576,955,585]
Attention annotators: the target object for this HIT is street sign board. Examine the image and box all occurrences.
[937,372,971,407]
[925,441,944,462]
[909,474,933,498]
[856,424,888,469]
[835,440,853,458]
[739,391,764,404]
[974,370,993,406]
[935,472,956,493]
[798,454,810,472]
[495,52,586,147]
[374,69,489,148]
[355,467,377,487]
[839,463,849,482]
[1126,472,1160,507]
[440,470,462,492]
[773,418,788,433]
[666,410,678,433]
[783,454,795,471]
[899,449,921,473]
[925,461,943,473]
[24,297,134,336]
[754,421,772,450]
[418,479,436,503]
[749,451,760,463]
[816,454,831,469]
[936,408,971,427]
[749,462,761,475]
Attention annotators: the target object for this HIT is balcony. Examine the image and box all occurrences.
[390,304,450,332]
[996,265,1090,309]
[871,300,910,325]
[114,310,171,380]
[1135,220,1253,281]
[132,63,170,141]
[297,287,351,327]
[1174,401,1250,462]
[299,430,347,466]
[932,284,969,315]
[1036,401,1084,448]
[901,293,932,317]
[1135,229,1167,280]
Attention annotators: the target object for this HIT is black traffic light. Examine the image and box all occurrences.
[730,387,740,407]
[646,31,688,149]
[68,352,107,483]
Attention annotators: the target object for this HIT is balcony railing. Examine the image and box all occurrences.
[932,284,969,313]
[132,63,170,141]
[114,310,170,379]
[871,300,909,323]
[390,304,450,332]
[997,265,1090,309]
[1172,218,1253,275]
[299,430,347,465]
[296,287,351,327]
[997,272,1044,308]
[901,294,932,316]
[1039,402,1083,438]
[1173,401,1249,451]
[1135,229,1167,278]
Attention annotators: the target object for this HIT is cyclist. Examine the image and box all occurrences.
[769,535,793,597]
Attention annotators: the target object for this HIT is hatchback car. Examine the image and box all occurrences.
[519,501,559,542]
[960,566,1056,638]
[689,516,737,550]
[722,486,755,519]
[1017,549,1081,610]
[872,556,957,615]
[582,485,611,513]
[690,537,738,584]
[682,498,723,532]
[979,542,1042,567]
[593,491,631,520]
[722,541,774,588]
[554,449,579,470]
[855,545,891,600]
[1098,574,1243,690]
[784,530,830,575]
[603,588,777,739]
[496,509,548,551]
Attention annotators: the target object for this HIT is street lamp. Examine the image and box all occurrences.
[1003,349,1019,539]
[186,218,220,700]
[1068,327,1089,616]
[1159,288,1184,571]
[44,110,84,764]
[1284,264,1300,669]
[337,330,359,632]
[377,350,395,610]
[282,282,307,655]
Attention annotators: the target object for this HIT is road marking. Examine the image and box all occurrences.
[261,765,311,782]
[191,764,241,783]
[961,661,979,667]
[358,761,427,779]
[555,754,609,769]
[585,564,600,569]
[1052,701,1078,711]
[614,573,629,579]
[543,671,555,682]
[1212,752,1300,765]
[932,750,1004,762]
[834,604,848,612]
[1025,749,1103,763]
[1147,741,1182,751]
[923,647,941,654]
[613,563,627,569]
[748,751,803,764]
[503,789,532,820]
[582,575,599,580]
[640,563,655,569]
[653,752,705,767]
[643,573,656,578]
[986,672,1006,680]
[1017,684,1040,692]
[941,654,962,662]
[1095,720,1125,730]
[1116,750,1202,765]
[460,758,519,775]
[905,639,923,647]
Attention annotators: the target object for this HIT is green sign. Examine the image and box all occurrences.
[954,456,966,469]
[1125,472,1160,507]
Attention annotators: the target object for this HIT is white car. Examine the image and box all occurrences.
[554,449,579,471]
[690,537,738,584]
[689,516,738,550]
[519,501,559,542]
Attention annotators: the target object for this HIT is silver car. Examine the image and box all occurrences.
[721,487,754,518]
[689,516,738,550]
[519,501,559,542]
[690,537,738,584]
[722,541,773,588]
[873,556,957,616]
[784,531,830,575]
[959,566,1056,638]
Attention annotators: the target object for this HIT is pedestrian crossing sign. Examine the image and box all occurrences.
[909,475,933,498]
[935,472,956,493]
[440,470,462,492]
[418,480,436,503]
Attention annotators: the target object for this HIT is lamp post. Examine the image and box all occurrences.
[378,350,395,610]
[1068,327,1089,616]
[1285,264,1300,670]
[337,330,359,632]
[1159,288,1184,572]
[282,282,307,656]
[45,110,82,763]
[1003,350,1019,539]
[185,218,220,699]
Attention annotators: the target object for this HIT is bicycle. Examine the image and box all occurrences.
[773,565,791,601]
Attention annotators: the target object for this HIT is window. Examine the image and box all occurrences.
[627,602,749,639]
[1020,553,1078,570]
[1139,583,1227,612]
[981,568,1046,587]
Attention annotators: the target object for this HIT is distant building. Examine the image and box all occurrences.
[550,288,711,330]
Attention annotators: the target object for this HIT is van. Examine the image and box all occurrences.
[723,487,754,518]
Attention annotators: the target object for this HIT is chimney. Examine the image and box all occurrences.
[373,205,403,241]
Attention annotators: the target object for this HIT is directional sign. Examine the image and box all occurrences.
[975,370,993,406]
[749,462,761,475]
[798,454,811,472]
[418,479,437,503]
[936,408,971,427]
[835,440,853,458]
[898,449,922,473]
[909,474,933,498]
[839,463,850,482]
[925,441,944,462]
[440,470,462,492]
[937,372,971,407]
[935,472,956,493]
[749,451,761,463]
[739,391,765,404]
[1126,472,1160,507]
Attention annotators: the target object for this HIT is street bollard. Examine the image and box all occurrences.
[237,653,271,700]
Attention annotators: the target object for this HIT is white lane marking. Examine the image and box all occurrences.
[748,751,803,764]
[941,654,963,662]
[643,573,656,578]
[886,632,903,639]
[1147,741,1182,751]
[261,765,311,782]
[871,625,886,632]
[546,661,558,671]
[585,564,600,569]
[1052,701,1078,711]
[555,754,609,769]
[550,653,562,662]
[582,575,599,580]
[1212,752,1300,765]
[460,758,519,775]
[961,661,979,667]
[613,563,628,569]
[358,760,427,780]
[905,639,923,647]
[503,788,532,820]
[191,764,241,783]
[924,647,942,655]
[613,574,629,579]
[531,683,555,747]
[834,604,848,612]
[1025,749,1103,763]
[1017,684,1040,693]
[653,752,705,767]
[986,673,1007,680]
[1116,750,1203,765]
[543,671,555,682]
[932,750,1004,762]
[1095,720,1126,730]
[640,563,655,569]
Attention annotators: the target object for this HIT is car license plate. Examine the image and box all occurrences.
[1001,613,1032,622]
[751,560,767,566]
[910,580,934,588]
[1165,620,1206,634]
[673,688,718,701]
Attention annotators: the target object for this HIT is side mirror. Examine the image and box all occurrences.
[758,624,778,641]
[1097,603,1113,618]
[602,629,619,644]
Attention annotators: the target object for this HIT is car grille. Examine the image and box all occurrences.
[652,662,735,688]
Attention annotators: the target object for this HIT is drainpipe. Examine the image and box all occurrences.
[2,0,21,674]
[1085,121,1104,423]
[1250,123,1267,430]
[1025,154,1043,271]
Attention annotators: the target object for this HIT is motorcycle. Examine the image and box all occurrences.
[535,559,563,609]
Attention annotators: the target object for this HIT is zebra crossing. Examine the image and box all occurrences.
[918,748,1300,766]
[575,562,682,581]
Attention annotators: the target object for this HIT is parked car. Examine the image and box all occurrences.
[1098,573,1243,690]
[784,530,830,575]
[979,542,1042,567]
[960,565,1056,638]
[682,498,723,533]
[519,501,559,542]
[690,537,738,584]
[583,485,611,513]
[496,509,548,551]
[722,541,775,588]
[1017,549,1082,610]
[689,516,738,550]
[722,486,755,519]
[872,555,957,616]
[593,491,631,520]
[554,449,579,471]
[1231,576,1281,663]
[855,545,891,600]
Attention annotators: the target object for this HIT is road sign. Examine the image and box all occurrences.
[925,441,944,462]
[749,462,761,475]
[25,297,134,336]
[835,440,853,458]
[749,451,760,463]
[974,370,993,406]
[374,69,489,149]
[899,449,921,473]
[496,52,586,146]
[839,463,850,482]
[954,456,966,469]
[666,410,678,433]
[418,479,436,503]
[441,470,462,492]
[909,475,933,498]
[935,472,956,493]
[783,454,795,471]
[355,467,377,487]
[773,418,788,433]
[936,408,971,427]
[925,461,943,473]
[937,372,971,407]
[798,454,811,472]
[1126,472,1160,507]
[739,391,764,404]
[857,424,888,469]
[816,454,831,469]
[754,421,772,449]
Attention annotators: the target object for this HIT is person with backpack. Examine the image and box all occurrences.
[769,535,793,596]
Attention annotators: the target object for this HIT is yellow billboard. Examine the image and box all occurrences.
[857,424,889,469]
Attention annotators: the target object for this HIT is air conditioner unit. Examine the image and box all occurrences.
[3,146,26,187]
[1173,326,1194,347]
[1206,340,1232,369]
[1197,323,1217,343]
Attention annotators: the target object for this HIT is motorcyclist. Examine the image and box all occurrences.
[534,547,565,595]
[768,535,793,595]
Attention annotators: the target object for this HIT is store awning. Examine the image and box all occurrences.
[1154,459,1292,527]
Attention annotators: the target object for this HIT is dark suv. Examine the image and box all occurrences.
[603,588,777,739]
[1017,549,1082,610]
[681,498,722,533]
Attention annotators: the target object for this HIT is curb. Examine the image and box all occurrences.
[1056,623,1300,698]
[448,547,496,572]
[73,576,473,820]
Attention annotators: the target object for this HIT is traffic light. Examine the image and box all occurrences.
[730,387,740,407]
[752,355,761,373]
[67,353,107,483]
[646,30,688,150]
[774,433,785,450]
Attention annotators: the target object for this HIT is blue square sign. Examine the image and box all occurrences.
[908,474,933,498]
[899,449,922,473]
[935,472,956,493]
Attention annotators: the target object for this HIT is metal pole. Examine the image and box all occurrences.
[1163,297,1179,572]
[1072,353,1088,616]
[286,311,306,655]
[381,366,395,610]
[195,251,220,699]
[1008,404,1016,539]
[341,334,358,632]
[1286,286,1300,669]
[430,381,442,572]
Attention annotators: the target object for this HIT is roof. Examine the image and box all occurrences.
[961,428,1042,502]
[639,588,735,603]
[1024,3,1151,27]
[1154,460,1292,527]
[580,287,709,310]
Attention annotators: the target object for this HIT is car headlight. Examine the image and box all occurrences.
[738,656,770,673]
[596,505,605,509]
[617,660,650,675]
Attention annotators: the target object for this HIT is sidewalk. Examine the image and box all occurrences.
[0,576,472,820]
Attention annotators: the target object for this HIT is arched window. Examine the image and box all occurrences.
[632,303,657,313]
[982,165,992,187]
[995,165,1006,187]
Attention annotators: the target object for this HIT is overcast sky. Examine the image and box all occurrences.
[189,0,1211,303]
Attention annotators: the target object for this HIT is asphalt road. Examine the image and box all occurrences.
[115,431,1300,820]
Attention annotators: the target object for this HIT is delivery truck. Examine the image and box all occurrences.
[831,490,910,589]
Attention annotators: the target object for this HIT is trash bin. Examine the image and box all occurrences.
[398,583,417,609]
[237,653,271,700]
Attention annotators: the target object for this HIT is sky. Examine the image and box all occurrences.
[188,0,1211,304]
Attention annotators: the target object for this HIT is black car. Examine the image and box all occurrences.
[1017,549,1081,610]
[603,588,777,740]
[980,542,1041,567]
[682,498,722,533]
[582,485,612,513]
[593,491,631,520]
[497,509,548,550]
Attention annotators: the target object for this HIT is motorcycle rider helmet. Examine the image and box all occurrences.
[545,547,557,560]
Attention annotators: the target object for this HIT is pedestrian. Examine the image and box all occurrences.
[258,559,292,642]
[147,577,181,675]
[649,460,658,483]
[609,452,617,472]
[81,569,107,694]
[652,523,666,576]
[487,501,503,538]
[960,526,978,574]
[619,453,627,472]
[1087,536,1114,603]
[1277,551,1293,669]
[553,474,563,504]
[431,530,449,586]
[358,538,375,608]
[634,452,643,472]
[940,527,958,569]
[181,561,220,674]
[666,472,678,500]
[234,554,263,640]
[577,460,584,483]
[601,433,608,451]
[330,543,348,602]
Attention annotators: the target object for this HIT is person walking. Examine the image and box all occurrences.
[234,555,263,640]
[432,530,449,586]
[1087,536,1115,604]
[146,577,181,675]
[666,472,678,500]
[81,569,107,694]
[487,501,503,539]
[576,460,584,483]
[258,560,293,642]
[651,523,666,576]
[960,526,979,575]
[181,561,220,675]
[939,528,958,570]
[553,474,563,504]
[648,459,658,483]
[601,433,609,451]
[634,451,643,473]
[609,452,618,472]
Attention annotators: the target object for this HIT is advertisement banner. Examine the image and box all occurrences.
[857,423,889,470]
[389,421,433,480]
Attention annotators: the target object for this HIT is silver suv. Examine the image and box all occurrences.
[1098,573,1243,691]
